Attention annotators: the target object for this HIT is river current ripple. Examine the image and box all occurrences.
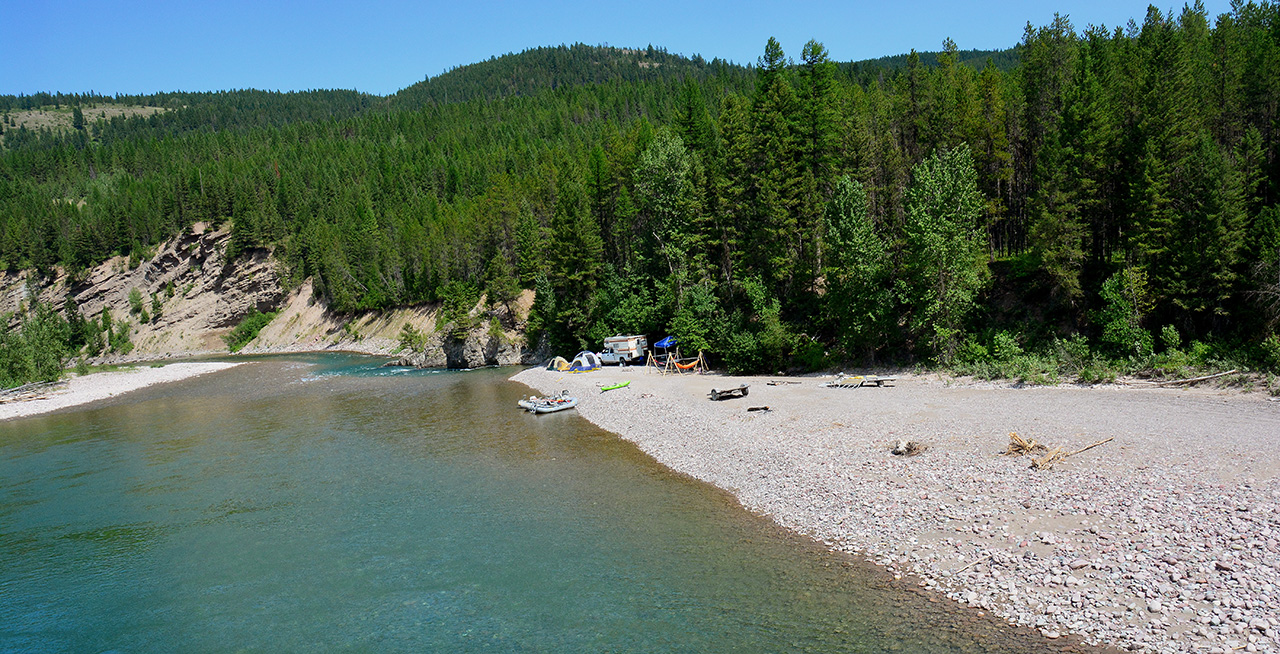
[0,354,1087,653]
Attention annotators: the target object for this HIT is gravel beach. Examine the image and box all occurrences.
[512,366,1280,653]
[0,362,242,422]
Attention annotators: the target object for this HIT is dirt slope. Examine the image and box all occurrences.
[1,225,536,367]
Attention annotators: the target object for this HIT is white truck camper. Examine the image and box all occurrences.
[599,335,648,365]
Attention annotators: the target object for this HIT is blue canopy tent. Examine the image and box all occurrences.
[647,335,705,374]
[648,336,678,369]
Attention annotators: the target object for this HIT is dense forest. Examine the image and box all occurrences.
[3,2,1280,383]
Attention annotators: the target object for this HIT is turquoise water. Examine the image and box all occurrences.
[0,355,1080,653]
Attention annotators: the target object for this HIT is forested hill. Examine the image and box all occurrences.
[0,89,380,151]
[390,43,1017,110]
[391,43,751,110]
[4,3,1280,382]
[850,46,1017,71]
[841,45,1019,82]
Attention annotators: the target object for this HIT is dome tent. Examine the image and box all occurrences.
[568,351,601,372]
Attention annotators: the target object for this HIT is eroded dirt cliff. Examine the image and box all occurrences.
[1,224,536,367]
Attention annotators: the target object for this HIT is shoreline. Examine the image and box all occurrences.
[511,366,1280,654]
[0,362,243,422]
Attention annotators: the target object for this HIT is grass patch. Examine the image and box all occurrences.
[945,328,1274,387]
[224,309,277,353]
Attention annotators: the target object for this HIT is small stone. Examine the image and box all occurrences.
[1043,630,1060,639]
[1147,600,1163,613]
[1070,558,1090,569]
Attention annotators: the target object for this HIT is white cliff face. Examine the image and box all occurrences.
[2,223,285,360]
[1,224,538,368]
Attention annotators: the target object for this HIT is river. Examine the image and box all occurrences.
[0,354,1087,652]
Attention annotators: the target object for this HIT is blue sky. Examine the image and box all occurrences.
[4,0,1236,97]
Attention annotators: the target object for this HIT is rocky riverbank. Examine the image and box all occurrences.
[512,366,1280,654]
[0,224,538,369]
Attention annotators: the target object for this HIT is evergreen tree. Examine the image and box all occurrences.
[796,39,841,294]
[974,58,1013,253]
[750,38,802,300]
[545,170,603,347]
[675,79,715,155]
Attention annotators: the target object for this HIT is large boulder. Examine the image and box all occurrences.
[443,329,525,369]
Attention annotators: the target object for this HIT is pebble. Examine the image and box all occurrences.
[515,368,1280,654]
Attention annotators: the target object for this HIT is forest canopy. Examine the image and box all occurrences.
[4,2,1280,377]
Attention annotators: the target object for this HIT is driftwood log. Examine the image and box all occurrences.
[1156,369,1238,387]
[891,439,927,456]
[1032,437,1116,470]
[1002,432,1047,456]
[0,380,68,404]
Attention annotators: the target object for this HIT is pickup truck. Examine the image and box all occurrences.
[598,334,648,365]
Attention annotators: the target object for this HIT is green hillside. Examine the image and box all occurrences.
[840,45,1019,84]
[391,43,752,109]
[4,4,1280,385]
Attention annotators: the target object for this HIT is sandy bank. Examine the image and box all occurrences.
[512,367,1280,654]
[0,362,242,422]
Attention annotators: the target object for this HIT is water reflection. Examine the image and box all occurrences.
[0,355,1100,653]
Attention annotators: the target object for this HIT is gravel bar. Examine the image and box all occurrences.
[512,367,1280,653]
[0,362,242,422]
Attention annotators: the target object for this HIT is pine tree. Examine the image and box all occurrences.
[974,58,1013,254]
[750,38,802,300]
[796,40,841,294]
[675,79,714,155]
[715,93,753,285]
[1129,5,1217,328]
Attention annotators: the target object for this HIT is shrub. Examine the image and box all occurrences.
[438,280,481,340]
[399,323,429,353]
[792,339,828,373]
[0,301,71,388]
[721,327,762,374]
[109,324,132,354]
[1261,334,1280,373]
[128,288,144,315]
[990,330,1023,362]
[1054,334,1092,375]
[1097,268,1153,359]
[224,309,277,352]
[341,321,362,341]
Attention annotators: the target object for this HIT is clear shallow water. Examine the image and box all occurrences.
[0,354,1086,653]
